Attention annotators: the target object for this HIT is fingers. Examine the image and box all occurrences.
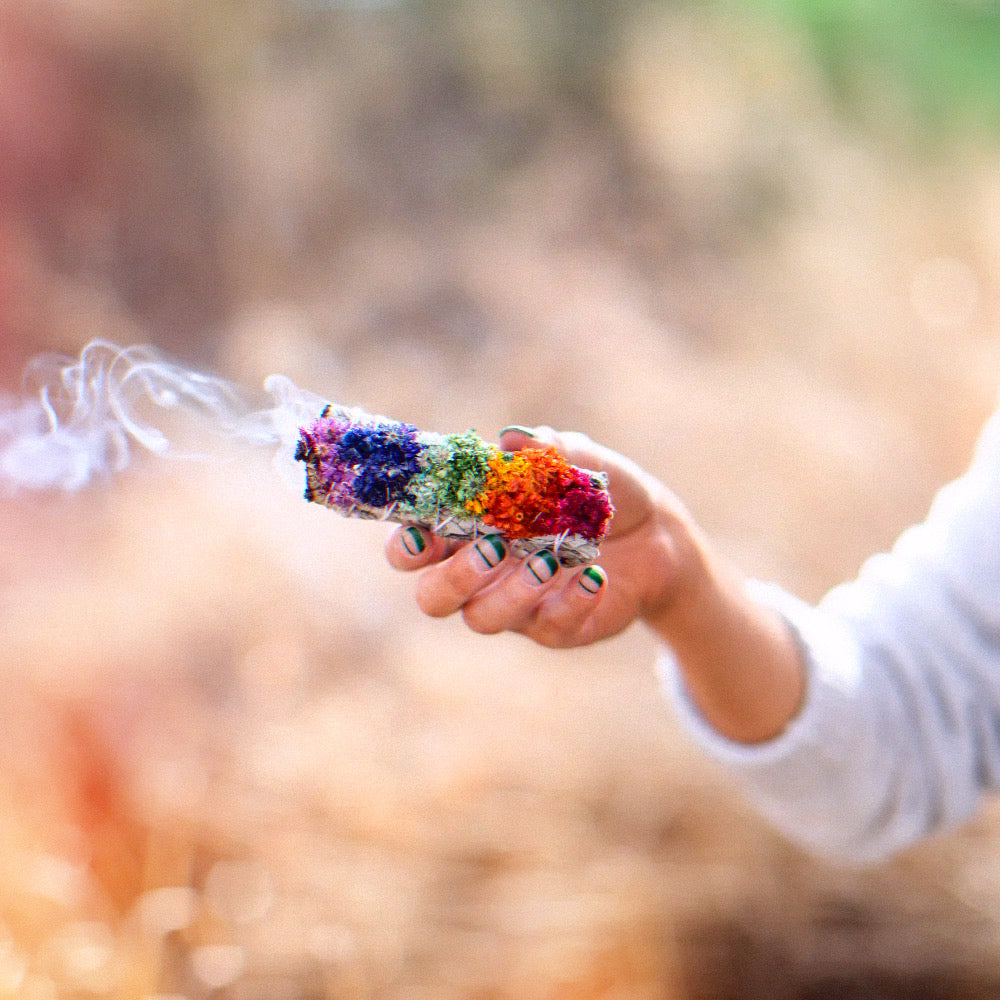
[387,522,609,645]
[384,422,619,645]
[416,534,513,618]
[461,556,609,646]
[453,547,558,633]
[384,525,454,571]
[522,565,609,647]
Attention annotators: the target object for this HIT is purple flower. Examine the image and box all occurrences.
[297,415,424,510]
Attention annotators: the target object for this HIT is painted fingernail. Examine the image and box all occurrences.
[526,549,559,585]
[402,526,427,556]
[474,534,506,570]
[579,566,607,595]
[499,425,537,439]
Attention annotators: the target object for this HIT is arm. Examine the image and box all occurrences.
[388,416,1000,863]
[387,426,806,744]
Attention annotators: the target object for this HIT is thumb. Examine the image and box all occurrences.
[498,424,599,465]
[497,425,662,538]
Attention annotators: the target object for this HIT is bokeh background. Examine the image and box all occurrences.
[3,1,1000,996]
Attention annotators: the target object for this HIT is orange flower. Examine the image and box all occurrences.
[468,447,581,538]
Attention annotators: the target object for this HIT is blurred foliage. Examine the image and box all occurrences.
[721,0,1000,137]
[412,0,1000,139]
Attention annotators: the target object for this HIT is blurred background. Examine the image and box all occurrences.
[3,0,1000,996]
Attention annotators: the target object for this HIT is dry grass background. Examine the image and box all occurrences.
[3,2,1000,997]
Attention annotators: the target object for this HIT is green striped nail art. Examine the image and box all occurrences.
[474,534,506,569]
[526,549,559,585]
[579,566,606,594]
[402,526,427,556]
[498,425,537,438]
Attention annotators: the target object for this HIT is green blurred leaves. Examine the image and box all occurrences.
[744,0,1000,135]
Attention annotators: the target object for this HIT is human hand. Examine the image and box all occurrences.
[385,426,695,648]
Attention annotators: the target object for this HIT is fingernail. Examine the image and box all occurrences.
[402,526,427,556]
[526,549,559,585]
[499,425,537,439]
[579,566,606,595]
[474,534,506,570]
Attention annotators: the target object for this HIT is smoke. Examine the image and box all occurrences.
[0,341,329,495]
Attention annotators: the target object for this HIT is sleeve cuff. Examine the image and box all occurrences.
[659,579,863,769]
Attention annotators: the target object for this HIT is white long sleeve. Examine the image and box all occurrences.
[662,407,1000,864]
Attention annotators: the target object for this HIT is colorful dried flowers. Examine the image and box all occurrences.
[295,407,613,562]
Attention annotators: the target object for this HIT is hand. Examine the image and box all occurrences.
[385,426,695,648]
[386,425,805,741]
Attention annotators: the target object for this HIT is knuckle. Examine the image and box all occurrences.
[461,605,503,635]
[530,620,586,649]
[415,576,459,618]
[530,602,585,647]
[528,627,562,649]
[416,594,453,619]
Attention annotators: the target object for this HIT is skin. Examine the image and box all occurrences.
[386,427,807,745]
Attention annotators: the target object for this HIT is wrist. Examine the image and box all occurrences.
[636,499,712,641]
[640,515,807,744]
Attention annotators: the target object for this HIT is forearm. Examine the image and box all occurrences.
[647,408,1000,860]
[641,515,807,745]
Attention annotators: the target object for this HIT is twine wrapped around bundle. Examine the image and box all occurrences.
[295,405,614,567]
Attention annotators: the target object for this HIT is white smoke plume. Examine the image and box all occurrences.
[0,341,328,494]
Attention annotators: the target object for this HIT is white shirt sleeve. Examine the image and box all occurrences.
[661,407,1000,864]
